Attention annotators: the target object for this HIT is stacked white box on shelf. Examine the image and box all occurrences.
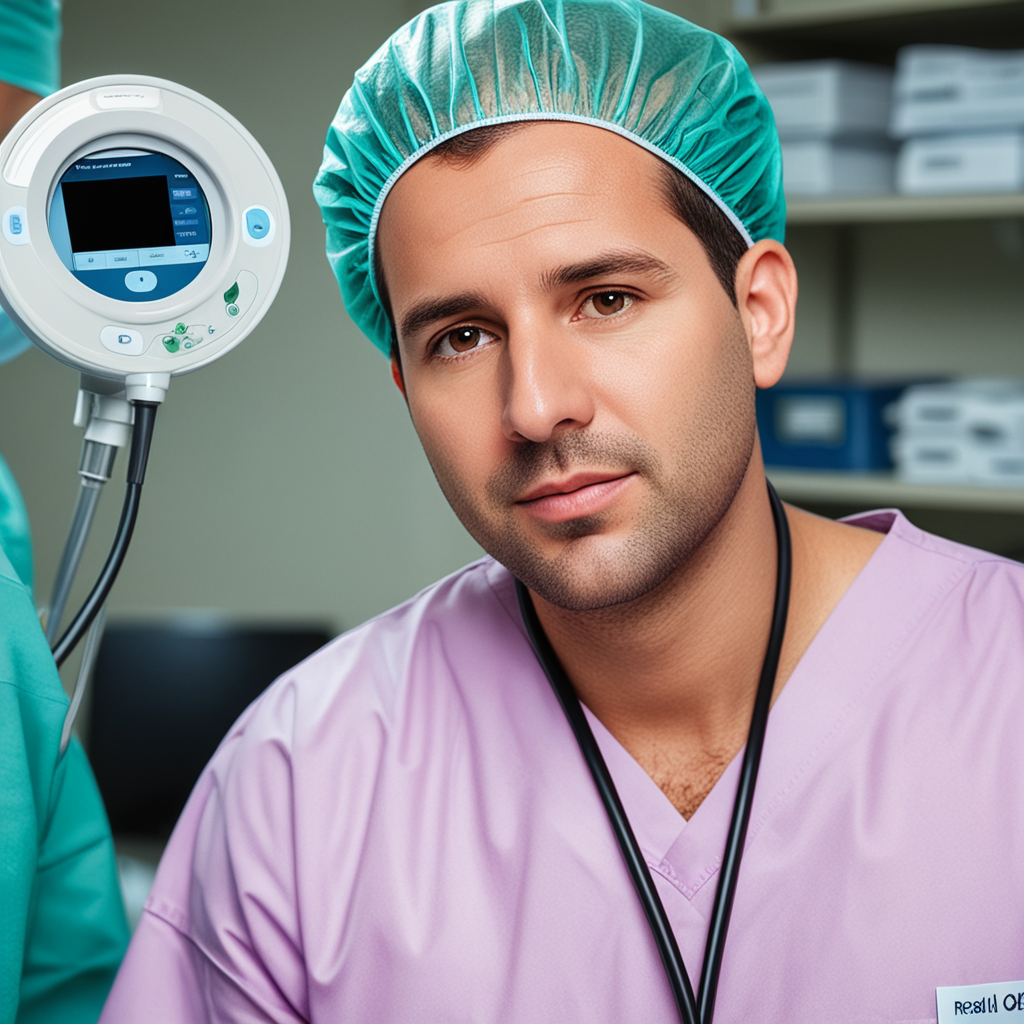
[892,380,1024,486]
[753,61,895,197]
[892,45,1024,194]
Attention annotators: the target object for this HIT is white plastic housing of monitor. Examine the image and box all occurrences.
[0,75,289,383]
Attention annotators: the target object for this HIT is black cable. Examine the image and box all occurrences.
[51,402,158,668]
[697,480,791,1024]
[516,580,699,1024]
[515,478,791,1024]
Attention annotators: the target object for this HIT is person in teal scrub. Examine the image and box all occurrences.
[0,3,130,1022]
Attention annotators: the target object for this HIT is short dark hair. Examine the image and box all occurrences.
[375,122,748,364]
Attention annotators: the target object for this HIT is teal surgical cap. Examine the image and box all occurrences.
[314,0,784,356]
[0,0,62,97]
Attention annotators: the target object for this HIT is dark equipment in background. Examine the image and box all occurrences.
[87,620,332,839]
[756,380,912,472]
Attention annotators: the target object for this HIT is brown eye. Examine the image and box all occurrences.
[449,327,482,352]
[578,291,634,319]
[593,292,625,315]
[435,325,498,358]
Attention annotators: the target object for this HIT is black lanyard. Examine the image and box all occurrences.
[515,479,792,1024]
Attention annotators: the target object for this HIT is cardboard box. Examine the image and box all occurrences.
[757,381,908,471]
[897,132,1024,194]
[892,45,1024,137]
[893,381,1024,486]
[754,60,893,140]
[782,140,895,196]
[894,438,1024,486]
[892,435,974,484]
[895,380,1024,437]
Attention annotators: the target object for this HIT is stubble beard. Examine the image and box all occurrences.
[423,325,757,612]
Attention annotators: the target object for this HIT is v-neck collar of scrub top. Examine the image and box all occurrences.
[490,509,973,932]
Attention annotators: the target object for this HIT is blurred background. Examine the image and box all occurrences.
[1,0,484,649]
[3,0,1024,920]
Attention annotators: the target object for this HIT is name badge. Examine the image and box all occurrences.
[937,981,1024,1021]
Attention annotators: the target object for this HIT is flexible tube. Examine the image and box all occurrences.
[45,477,104,645]
[51,402,158,668]
[59,602,107,754]
[515,478,791,1024]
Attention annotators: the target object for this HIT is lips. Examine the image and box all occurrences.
[517,471,629,503]
[515,471,636,523]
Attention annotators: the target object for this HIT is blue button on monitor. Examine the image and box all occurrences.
[125,270,158,293]
[3,206,29,245]
[245,207,270,239]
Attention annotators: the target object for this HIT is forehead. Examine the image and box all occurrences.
[376,121,683,287]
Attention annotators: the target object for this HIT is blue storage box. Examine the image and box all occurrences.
[756,380,910,471]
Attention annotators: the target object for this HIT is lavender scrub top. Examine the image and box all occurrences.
[100,511,1024,1024]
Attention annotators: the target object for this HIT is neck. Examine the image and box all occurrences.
[530,456,780,759]
[529,453,885,819]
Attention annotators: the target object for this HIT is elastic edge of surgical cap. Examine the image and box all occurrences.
[365,111,756,306]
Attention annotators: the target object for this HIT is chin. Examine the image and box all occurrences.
[503,533,683,613]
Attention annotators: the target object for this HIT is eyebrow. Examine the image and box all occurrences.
[399,292,488,342]
[397,249,677,342]
[539,250,678,291]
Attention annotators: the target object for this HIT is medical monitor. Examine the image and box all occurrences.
[49,150,213,302]
[0,75,288,381]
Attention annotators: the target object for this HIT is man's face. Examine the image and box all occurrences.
[378,122,758,612]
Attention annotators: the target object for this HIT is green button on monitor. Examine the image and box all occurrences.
[162,335,180,353]
[223,281,239,304]
[174,322,188,334]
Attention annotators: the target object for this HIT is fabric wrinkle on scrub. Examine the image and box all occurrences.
[313,0,785,355]
[98,511,1024,1023]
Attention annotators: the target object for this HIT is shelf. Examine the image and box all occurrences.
[768,468,1024,511]
[731,0,1023,34]
[786,192,1024,225]
[728,0,1024,59]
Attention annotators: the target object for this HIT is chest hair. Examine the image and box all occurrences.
[641,745,739,821]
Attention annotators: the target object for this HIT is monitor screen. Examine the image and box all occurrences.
[48,149,212,302]
[87,621,332,839]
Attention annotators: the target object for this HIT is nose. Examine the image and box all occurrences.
[501,325,595,444]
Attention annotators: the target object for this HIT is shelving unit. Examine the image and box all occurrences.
[727,0,1024,59]
[768,469,1024,512]
[708,0,1024,543]
[731,0,1023,34]
[787,192,1024,225]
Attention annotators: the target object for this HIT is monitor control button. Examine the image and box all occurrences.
[245,208,269,238]
[125,270,158,293]
[2,206,29,245]
[242,206,274,246]
[100,326,145,356]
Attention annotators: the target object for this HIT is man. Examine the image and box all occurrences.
[0,3,130,1021]
[101,3,1024,1022]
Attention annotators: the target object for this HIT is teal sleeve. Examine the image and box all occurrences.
[0,0,61,97]
[16,741,129,1024]
[0,548,128,1024]
[0,451,33,591]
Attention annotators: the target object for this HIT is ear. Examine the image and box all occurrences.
[733,240,798,390]
[390,353,407,398]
